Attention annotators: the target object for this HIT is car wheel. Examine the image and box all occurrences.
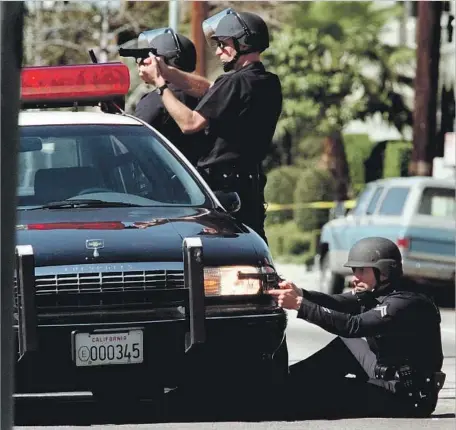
[320,254,345,294]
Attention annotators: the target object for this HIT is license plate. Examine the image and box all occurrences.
[73,330,143,367]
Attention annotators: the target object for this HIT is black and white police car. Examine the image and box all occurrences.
[14,62,288,404]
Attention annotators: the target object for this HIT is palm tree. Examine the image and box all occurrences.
[264,1,415,199]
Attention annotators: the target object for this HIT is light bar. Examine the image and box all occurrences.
[19,222,126,230]
[21,62,130,105]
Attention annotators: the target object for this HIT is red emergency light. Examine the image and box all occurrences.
[21,62,130,106]
[24,221,126,230]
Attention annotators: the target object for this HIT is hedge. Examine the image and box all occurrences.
[343,133,377,195]
[293,167,335,231]
[264,165,301,224]
[383,141,412,178]
[266,221,319,266]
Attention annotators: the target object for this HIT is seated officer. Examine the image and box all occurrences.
[267,237,445,419]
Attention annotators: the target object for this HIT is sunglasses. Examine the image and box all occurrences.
[216,40,229,49]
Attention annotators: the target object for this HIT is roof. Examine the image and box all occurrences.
[19,111,142,127]
[372,176,455,189]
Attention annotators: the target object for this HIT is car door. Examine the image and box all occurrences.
[369,185,411,242]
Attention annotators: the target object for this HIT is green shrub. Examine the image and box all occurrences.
[265,166,301,224]
[383,141,412,178]
[294,167,335,231]
[295,135,324,169]
[343,134,376,195]
[266,221,318,266]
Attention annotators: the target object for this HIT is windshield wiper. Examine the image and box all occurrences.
[23,199,142,210]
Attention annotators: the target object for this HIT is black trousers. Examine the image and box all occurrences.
[284,337,437,419]
[200,167,268,243]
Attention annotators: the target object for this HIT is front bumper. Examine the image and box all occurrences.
[14,304,287,393]
[14,239,287,394]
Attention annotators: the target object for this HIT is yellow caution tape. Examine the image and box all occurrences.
[266,200,356,212]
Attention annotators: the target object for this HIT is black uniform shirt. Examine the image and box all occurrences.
[297,288,444,375]
[195,62,282,169]
[135,84,210,166]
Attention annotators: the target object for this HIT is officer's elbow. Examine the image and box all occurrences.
[180,117,205,134]
[180,124,195,134]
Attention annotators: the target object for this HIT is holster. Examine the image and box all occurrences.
[423,371,446,394]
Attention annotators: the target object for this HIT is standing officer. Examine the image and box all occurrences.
[138,9,283,243]
[267,237,445,419]
[133,28,209,167]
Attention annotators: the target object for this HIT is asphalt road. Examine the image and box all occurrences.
[14,264,455,429]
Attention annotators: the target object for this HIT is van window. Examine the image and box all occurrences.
[350,184,375,216]
[378,187,410,216]
[366,187,384,215]
[418,187,455,218]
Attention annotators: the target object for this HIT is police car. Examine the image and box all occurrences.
[15,62,287,402]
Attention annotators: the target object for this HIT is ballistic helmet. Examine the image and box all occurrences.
[203,8,270,53]
[344,237,403,282]
[138,28,197,72]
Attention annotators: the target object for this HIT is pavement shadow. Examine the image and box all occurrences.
[431,413,455,419]
[14,385,456,425]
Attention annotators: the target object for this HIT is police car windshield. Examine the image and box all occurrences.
[18,124,208,209]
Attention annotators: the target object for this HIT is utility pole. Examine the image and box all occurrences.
[191,1,208,77]
[399,0,413,46]
[99,1,110,63]
[410,1,443,176]
[1,3,25,429]
[169,0,180,32]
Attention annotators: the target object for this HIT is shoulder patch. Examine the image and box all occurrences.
[374,304,388,318]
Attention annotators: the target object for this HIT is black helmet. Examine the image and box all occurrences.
[122,28,196,73]
[148,31,196,73]
[203,9,269,53]
[119,28,196,72]
[344,237,403,282]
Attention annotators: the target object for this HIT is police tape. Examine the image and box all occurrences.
[266,200,356,212]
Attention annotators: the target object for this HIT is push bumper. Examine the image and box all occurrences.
[14,238,287,393]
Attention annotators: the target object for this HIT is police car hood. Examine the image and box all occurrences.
[16,207,264,267]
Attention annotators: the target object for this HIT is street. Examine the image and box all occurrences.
[14,264,455,429]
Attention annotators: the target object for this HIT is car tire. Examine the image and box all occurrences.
[320,254,345,295]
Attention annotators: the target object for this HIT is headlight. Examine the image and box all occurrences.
[203,265,276,296]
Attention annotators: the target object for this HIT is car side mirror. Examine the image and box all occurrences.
[214,191,241,214]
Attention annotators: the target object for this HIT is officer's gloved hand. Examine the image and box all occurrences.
[353,289,378,308]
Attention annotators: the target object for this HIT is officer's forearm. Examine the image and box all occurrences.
[302,290,361,313]
[164,67,212,98]
[162,89,205,134]
[297,297,365,338]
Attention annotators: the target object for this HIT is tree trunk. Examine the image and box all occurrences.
[320,131,350,201]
